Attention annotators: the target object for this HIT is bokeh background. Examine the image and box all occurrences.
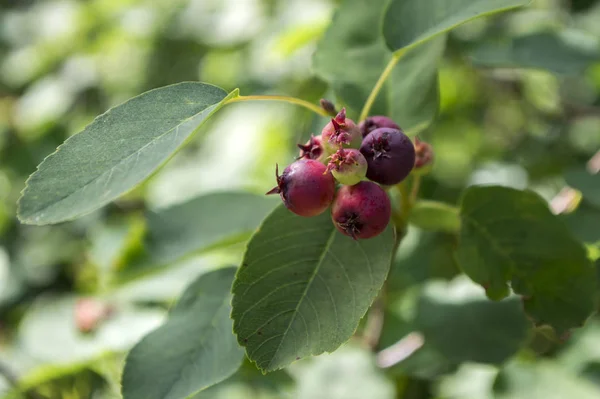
[1,0,600,398]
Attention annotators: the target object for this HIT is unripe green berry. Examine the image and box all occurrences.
[326,148,367,186]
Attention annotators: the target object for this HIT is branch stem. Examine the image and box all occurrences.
[359,52,403,121]
[226,95,329,117]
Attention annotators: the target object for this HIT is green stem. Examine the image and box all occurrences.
[226,95,329,117]
[359,52,403,121]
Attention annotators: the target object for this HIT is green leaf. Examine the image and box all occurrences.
[409,200,460,233]
[122,267,244,399]
[415,276,531,364]
[470,32,600,75]
[118,192,277,281]
[455,186,596,332]
[566,168,600,209]
[18,83,237,225]
[383,0,529,52]
[232,204,395,372]
[313,0,445,133]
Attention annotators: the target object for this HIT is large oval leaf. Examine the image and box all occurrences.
[18,83,237,225]
[232,204,395,372]
[455,185,596,333]
[313,0,445,134]
[383,0,529,52]
[122,267,244,399]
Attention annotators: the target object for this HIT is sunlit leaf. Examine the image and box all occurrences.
[232,204,394,372]
[18,83,237,225]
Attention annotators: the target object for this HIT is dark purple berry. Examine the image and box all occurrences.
[360,128,415,185]
[266,159,335,217]
[359,116,400,138]
[297,134,326,163]
[321,108,362,152]
[325,148,367,186]
[331,181,391,239]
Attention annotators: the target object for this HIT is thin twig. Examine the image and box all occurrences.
[359,52,403,121]
[376,332,425,368]
[226,95,329,117]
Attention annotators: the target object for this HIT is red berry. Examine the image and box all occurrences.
[359,116,400,138]
[360,127,415,185]
[297,134,326,163]
[267,159,335,217]
[331,181,391,239]
[321,108,361,152]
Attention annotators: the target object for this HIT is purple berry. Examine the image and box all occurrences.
[359,116,400,138]
[297,134,326,163]
[326,148,367,186]
[321,108,362,153]
[359,127,415,186]
[331,181,391,239]
[266,159,335,217]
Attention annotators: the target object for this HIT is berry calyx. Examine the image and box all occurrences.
[359,115,400,138]
[331,181,391,239]
[321,108,362,153]
[360,127,416,185]
[298,134,326,163]
[325,148,367,186]
[267,159,335,217]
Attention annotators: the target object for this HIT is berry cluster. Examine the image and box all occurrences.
[268,107,426,240]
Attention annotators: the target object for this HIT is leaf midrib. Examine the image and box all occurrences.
[265,226,337,370]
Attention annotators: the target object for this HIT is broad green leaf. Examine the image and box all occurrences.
[470,32,600,75]
[383,0,529,52]
[313,0,445,133]
[455,186,596,333]
[122,267,244,399]
[232,204,395,372]
[415,277,531,364]
[295,345,394,399]
[409,200,460,233]
[18,83,237,225]
[566,168,600,209]
[118,192,277,281]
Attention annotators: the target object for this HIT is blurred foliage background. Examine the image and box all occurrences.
[0,0,600,398]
